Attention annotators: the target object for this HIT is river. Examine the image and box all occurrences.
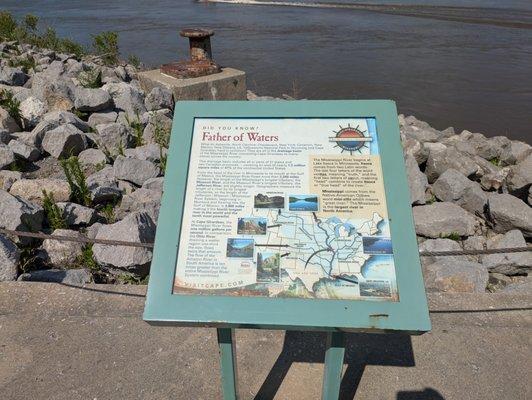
[2,0,531,141]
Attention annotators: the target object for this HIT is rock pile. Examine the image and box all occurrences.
[0,41,529,293]
[400,115,531,293]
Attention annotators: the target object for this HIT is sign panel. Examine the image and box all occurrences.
[144,100,430,333]
[174,118,397,301]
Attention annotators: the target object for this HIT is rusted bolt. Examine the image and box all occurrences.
[160,27,221,79]
[180,28,214,62]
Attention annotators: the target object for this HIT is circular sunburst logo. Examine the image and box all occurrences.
[329,124,373,155]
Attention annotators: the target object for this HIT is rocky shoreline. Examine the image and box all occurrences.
[0,40,530,293]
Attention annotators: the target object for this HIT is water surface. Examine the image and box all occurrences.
[3,0,531,141]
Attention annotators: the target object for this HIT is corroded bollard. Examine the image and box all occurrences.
[161,28,221,79]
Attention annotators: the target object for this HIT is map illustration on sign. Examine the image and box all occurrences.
[173,117,398,301]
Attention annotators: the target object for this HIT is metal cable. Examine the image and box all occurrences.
[0,228,530,255]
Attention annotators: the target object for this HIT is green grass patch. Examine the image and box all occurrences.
[42,190,67,230]
[60,156,91,206]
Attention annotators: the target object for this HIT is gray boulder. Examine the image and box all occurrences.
[41,110,90,133]
[9,178,71,204]
[41,123,87,158]
[117,188,162,221]
[0,128,10,144]
[145,86,173,111]
[74,87,112,112]
[42,229,84,267]
[78,148,108,167]
[124,143,165,163]
[7,139,40,162]
[92,211,155,276]
[401,137,427,165]
[56,202,98,227]
[486,193,532,236]
[18,268,92,285]
[413,202,479,238]
[404,154,428,205]
[0,107,19,133]
[462,235,487,263]
[0,189,43,242]
[481,230,532,275]
[19,96,47,129]
[31,73,75,111]
[87,111,117,128]
[418,238,468,267]
[422,259,488,293]
[102,82,146,118]
[0,234,19,281]
[0,144,15,169]
[500,141,531,166]
[143,111,172,144]
[432,169,487,215]
[113,155,159,186]
[457,131,510,161]
[94,122,133,156]
[507,153,532,191]
[502,277,532,293]
[0,66,29,86]
[0,170,22,191]
[86,166,121,204]
[425,146,479,183]
[142,177,164,192]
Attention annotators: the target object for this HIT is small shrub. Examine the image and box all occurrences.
[76,244,98,271]
[78,68,103,89]
[0,11,18,41]
[92,31,119,65]
[60,156,91,206]
[126,113,144,147]
[23,14,38,31]
[0,89,22,126]
[127,54,140,68]
[42,190,67,230]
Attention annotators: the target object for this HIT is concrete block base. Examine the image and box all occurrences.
[138,67,246,101]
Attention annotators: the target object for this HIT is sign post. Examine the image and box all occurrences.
[144,100,430,399]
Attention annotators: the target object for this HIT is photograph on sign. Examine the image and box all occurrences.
[173,117,398,301]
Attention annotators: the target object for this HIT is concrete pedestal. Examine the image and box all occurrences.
[138,67,246,101]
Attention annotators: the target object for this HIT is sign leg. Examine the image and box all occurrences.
[217,328,238,400]
[322,331,345,400]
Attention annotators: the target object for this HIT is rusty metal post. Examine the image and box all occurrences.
[161,27,221,79]
[181,28,214,62]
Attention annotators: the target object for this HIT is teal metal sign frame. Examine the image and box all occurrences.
[143,100,430,399]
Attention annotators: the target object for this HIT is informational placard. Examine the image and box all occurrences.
[144,100,430,334]
[174,118,397,301]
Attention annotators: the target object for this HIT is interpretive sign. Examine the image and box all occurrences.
[144,100,430,334]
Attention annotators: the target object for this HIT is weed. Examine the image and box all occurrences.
[76,244,99,271]
[117,273,149,285]
[440,232,461,241]
[0,88,22,126]
[117,141,125,157]
[60,156,91,206]
[78,68,102,89]
[8,55,36,73]
[94,160,106,172]
[158,149,167,175]
[126,112,144,147]
[426,194,436,205]
[18,245,39,274]
[127,54,140,68]
[73,108,89,120]
[92,31,119,66]
[42,190,67,230]
[489,157,501,167]
[101,202,116,224]
[23,14,38,31]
